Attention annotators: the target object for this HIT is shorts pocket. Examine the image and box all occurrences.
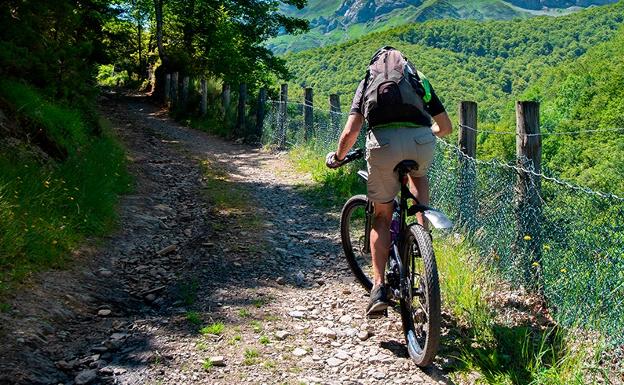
[413,130,436,145]
[366,130,391,149]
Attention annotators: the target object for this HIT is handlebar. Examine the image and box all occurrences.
[339,148,364,167]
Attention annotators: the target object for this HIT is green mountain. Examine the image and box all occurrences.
[524,27,624,193]
[283,2,624,191]
[270,0,619,53]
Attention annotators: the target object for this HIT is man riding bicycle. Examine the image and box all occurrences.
[326,46,452,317]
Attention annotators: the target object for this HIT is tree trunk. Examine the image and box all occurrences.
[152,0,169,102]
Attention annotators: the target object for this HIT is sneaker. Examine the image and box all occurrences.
[366,284,389,318]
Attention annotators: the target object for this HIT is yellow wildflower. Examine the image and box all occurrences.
[532,262,539,267]
[560,268,567,273]
[523,235,532,241]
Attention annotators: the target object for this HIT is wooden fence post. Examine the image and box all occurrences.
[200,79,207,116]
[278,83,288,148]
[515,101,542,290]
[304,87,314,141]
[222,83,231,112]
[458,101,478,230]
[182,76,189,108]
[256,88,267,139]
[236,83,247,137]
[329,94,341,133]
[171,72,179,108]
[164,74,171,107]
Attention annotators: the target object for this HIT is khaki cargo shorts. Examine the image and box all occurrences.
[365,126,436,203]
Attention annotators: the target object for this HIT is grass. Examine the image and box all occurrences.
[259,335,270,345]
[238,308,251,318]
[253,297,269,308]
[200,322,225,336]
[243,348,260,366]
[178,279,199,306]
[228,334,242,345]
[250,320,263,333]
[262,360,276,370]
[288,142,366,207]
[0,82,132,293]
[434,236,606,385]
[186,311,202,326]
[202,358,213,371]
[195,341,208,351]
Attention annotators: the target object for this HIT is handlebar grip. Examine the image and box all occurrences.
[340,148,364,166]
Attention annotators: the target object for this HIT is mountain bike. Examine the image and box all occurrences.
[338,148,452,367]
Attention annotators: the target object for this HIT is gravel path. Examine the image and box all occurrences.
[0,95,454,385]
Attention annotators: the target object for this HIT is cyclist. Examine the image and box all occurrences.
[326,47,452,317]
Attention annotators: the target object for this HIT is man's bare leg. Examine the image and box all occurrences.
[367,201,393,316]
[409,175,430,228]
[370,201,393,286]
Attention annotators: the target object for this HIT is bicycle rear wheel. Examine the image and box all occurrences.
[340,194,374,292]
[399,224,441,367]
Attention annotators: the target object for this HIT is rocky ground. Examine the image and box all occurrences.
[0,95,454,385]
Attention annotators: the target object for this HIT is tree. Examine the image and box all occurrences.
[148,0,309,102]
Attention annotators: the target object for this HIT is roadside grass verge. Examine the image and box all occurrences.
[288,142,365,207]
[435,236,606,385]
[0,82,132,293]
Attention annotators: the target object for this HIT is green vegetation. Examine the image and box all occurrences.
[289,143,366,206]
[0,81,131,291]
[270,0,536,53]
[259,335,270,345]
[523,27,624,193]
[434,237,605,385]
[200,322,225,336]
[178,279,199,306]
[243,348,260,366]
[228,334,242,345]
[250,320,263,333]
[238,308,252,318]
[185,311,202,326]
[202,358,213,371]
[284,3,624,193]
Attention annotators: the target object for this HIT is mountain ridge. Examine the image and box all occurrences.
[269,0,619,53]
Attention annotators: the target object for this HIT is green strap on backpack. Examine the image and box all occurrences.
[417,70,432,104]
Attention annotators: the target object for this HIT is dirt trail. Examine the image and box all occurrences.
[0,95,454,385]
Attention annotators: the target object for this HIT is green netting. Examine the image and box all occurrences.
[262,100,624,344]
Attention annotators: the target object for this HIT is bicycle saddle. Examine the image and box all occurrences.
[394,160,419,175]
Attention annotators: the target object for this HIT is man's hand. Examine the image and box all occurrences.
[325,152,344,169]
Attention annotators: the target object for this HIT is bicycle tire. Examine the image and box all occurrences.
[399,223,441,367]
[340,194,374,292]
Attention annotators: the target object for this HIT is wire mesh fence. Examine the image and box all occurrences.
[262,100,624,345]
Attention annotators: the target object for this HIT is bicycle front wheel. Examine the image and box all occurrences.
[400,224,441,367]
[340,194,374,292]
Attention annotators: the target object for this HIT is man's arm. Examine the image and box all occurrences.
[335,113,364,160]
[431,112,452,137]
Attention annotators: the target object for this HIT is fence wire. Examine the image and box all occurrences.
[262,101,624,345]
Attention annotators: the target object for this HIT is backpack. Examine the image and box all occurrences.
[361,47,432,128]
